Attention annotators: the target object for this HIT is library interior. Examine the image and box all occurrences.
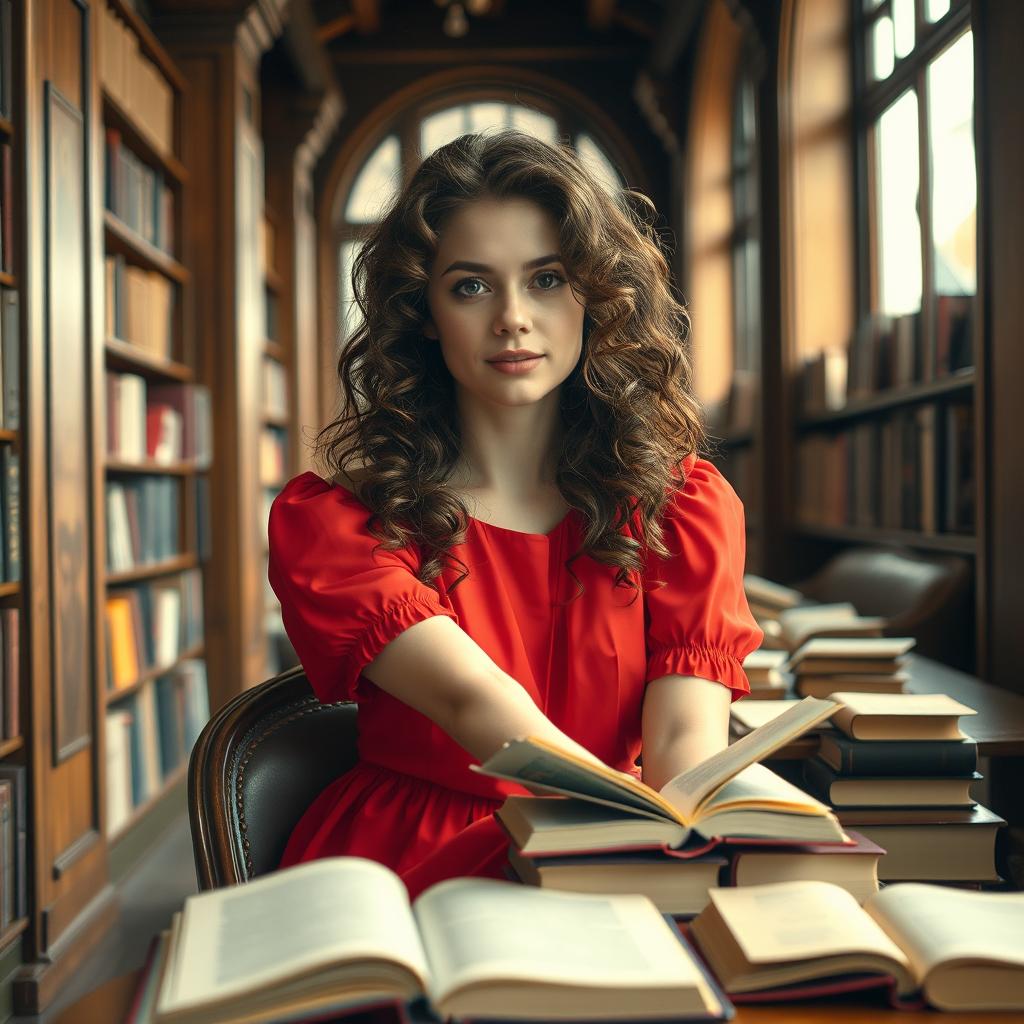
[1,0,1023,1021]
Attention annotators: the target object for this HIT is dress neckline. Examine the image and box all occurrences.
[325,474,574,541]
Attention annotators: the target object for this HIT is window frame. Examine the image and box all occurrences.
[851,0,973,369]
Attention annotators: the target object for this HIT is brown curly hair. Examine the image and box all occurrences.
[314,127,707,601]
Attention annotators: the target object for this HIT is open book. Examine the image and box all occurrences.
[689,880,1024,1011]
[479,697,846,855]
[152,857,730,1024]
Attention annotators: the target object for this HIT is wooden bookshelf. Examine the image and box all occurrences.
[104,337,193,382]
[104,642,206,706]
[0,0,28,986]
[103,210,190,284]
[106,553,199,586]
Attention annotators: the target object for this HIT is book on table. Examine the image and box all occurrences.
[817,730,977,776]
[505,842,727,916]
[784,636,914,677]
[800,758,981,808]
[478,697,847,855]
[151,857,732,1024]
[796,673,908,699]
[742,574,803,613]
[829,692,977,741]
[775,604,885,651]
[728,698,832,738]
[688,879,1024,1011]
[835,804,1004,882]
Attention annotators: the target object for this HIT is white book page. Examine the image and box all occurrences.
[866,884,1024,981]
[708,881,913,972]
[698,762,831,817]
[413,879,705,1004]
[661,697,839,819]
[156,858,430,1015]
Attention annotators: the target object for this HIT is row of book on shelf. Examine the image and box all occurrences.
[798,299,974,417]
[135,693,1023,1024]
[105,129,175,256]
[98,2,174,159]
[104,568,203,694]
[106,374,212,467]
[795,400,974,534]
[260,426,287,488]
[104,254,175,360]
[0,605,17,742]
[105,658,209,837]
[262,356,287,419]
[0,141,13,276]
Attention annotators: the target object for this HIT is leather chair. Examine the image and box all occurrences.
[188,665,358,890]
[795,545,973,669]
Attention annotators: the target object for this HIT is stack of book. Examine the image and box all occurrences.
[487,699,891,916]
[742,574,804,649]
[775,601,886,652]
[740,649,790,700]
[799,692,1004,884]
[786,636,915,698]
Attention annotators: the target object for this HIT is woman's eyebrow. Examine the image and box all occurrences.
[441,254,562,275]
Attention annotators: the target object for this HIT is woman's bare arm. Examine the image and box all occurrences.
[362,615,604,767]
[640,674,732,791]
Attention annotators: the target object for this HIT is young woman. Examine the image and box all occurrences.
[268,127,763,897]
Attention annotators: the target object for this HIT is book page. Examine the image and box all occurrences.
[661,697,839,820]
[473,737,683,824]
[698,762,832,817]
[866,884,1024,982]
[156,858,430,1016]
[707,881,913,974]
[413,879,710,1005]
[832,692,977,718]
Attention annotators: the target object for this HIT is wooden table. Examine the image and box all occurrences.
[54,969,1015,1024]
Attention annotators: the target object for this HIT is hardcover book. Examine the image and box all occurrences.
[477,697,846,851]
[689,880,1024,1011]
[153,857,733,1024]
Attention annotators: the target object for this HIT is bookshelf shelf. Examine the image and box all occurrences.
[104,338,193,382]
[103,211,189,285]
[264,339,287,363]
[0,430,16,444]
[105,459,196,476]
[798,371,975,430]
[0,583,19,600]
[106,554,199,586]
[107,759,189,845]
[0,737,23,759]
[792,522,977,556]
[101,92,188,186]
[0,918,28,957]
[0,116,11,141]
[262,410,289,429]
[104,642,206,705]
[0,272,15,288]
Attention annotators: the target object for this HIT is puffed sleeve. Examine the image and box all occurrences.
[642,455,764,701]
[267,472,459,704]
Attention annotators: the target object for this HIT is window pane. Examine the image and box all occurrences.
[509,107,558,145]
[468,102,510,132]
[576,133,622,194]
[892,0,914,59]
[345,136,400,223]
[871,16,896,81]
[926,0,952,21]
[421,107,467,158]
[338,239,365,340]
[929,31,975,372]
[875,90,922,317]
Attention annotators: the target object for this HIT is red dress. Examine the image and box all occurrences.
[268,454,763,898]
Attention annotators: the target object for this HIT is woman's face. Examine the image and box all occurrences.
[423,196,586,410]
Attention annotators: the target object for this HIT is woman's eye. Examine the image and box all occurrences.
[534,271,565,290]
[453,278,486,297]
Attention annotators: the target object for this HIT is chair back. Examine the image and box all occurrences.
[798,546,972,666]
[188,666,358,890]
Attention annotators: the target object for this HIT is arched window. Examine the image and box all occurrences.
[334,93,627,343]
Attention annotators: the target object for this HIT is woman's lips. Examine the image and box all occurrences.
[487,356,545,375]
